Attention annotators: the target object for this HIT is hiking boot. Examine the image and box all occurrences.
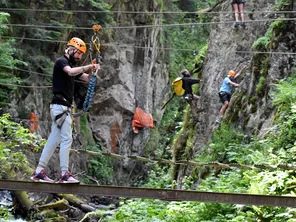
[30,170,54,183]
[233,21,240,29]
[57,171,80,184]
[240,21,246,28]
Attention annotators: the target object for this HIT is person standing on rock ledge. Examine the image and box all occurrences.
[30,37,100,183]
[216,65,247,123]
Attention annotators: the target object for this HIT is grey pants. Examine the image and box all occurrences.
[38,104,73,172]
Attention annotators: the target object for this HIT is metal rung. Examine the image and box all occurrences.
[1,180,296,208]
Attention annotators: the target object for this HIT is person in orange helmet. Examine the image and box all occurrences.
[216,65,247,123]
[31,37,100,184]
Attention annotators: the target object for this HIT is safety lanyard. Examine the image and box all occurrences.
[73,25,102,118]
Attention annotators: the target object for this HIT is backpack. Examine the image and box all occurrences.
[172,77,185,96]
[161,77,185,110]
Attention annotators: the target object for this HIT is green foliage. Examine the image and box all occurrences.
[0,113,46,219]
[255,76,266,95]
[274,0,293,10]
[85,143,114,185]
[271,74,296,106]
[252,18,288,51]
[267,71,296,149]
[0,13,21,103]
[79,114,96,147]
[198,124,248,162]
[162,1,211,76]
[142,165,173,189]
[252,29,272,51]
[0,206,13,221]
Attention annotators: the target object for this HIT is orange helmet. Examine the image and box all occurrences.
[228,70,236,77]
[67,37,86,54]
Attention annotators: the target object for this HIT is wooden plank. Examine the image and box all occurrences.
[0,180,296,207]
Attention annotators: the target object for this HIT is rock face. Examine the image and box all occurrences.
[3,0,169,185]
[194,0,296,153]
[87,0,169,184]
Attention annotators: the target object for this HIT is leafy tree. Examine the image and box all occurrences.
[0,12,20,104]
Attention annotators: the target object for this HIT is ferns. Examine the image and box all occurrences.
[271,75,296,106]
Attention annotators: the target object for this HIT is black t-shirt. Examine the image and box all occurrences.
[182,76,200,95]
[52,55,82,106]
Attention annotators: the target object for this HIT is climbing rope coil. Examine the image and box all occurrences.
[73,24,102,118]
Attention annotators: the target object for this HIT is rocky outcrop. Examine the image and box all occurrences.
[172,0,296,188]
[87,0,169,184]
[195,0,295,152]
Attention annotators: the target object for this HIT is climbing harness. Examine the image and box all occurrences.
[73,25,102,118]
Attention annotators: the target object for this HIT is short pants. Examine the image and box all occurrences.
[232,0,246,4]
[218,91,231,104]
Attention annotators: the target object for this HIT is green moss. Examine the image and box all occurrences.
[274,0,292,10]
[39,209,57,218]
[260,56,271,77]
[252,18,288,52]
[145,127,161,156]
[241,115,251,130]
[171,104,197,179]
[227,92,244,123]
[250,104,257,114]
[80,114,95,147]
[256,76,266,95]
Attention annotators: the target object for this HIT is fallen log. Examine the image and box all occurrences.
[57,194,96,212]
[38,198,69,211]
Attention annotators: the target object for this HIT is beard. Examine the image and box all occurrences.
[69,54,78,66]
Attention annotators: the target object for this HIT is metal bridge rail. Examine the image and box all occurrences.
[1,180,296,208]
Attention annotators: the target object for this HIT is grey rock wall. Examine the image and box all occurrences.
[87,0,169,184]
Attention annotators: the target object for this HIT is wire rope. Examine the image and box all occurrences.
[0,65,52,77]
[1,17,296,30]
[0,7,295,15]
[1,36,296,56]
[0,82,51,88]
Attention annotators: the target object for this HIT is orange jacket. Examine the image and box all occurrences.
[29,112,39,133]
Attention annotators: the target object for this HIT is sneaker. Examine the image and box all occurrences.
[30,170,55,183]
[215,117,221,123]
[233,21,239,29]
[240,21,246,28]
[57,171,80,184]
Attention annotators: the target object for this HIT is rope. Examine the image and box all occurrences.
[82,75,96,111]
[2,17,296,30]
[1,36,296,56]
[72,149,296,172]
[73,25,102,118]
[1,7,295,15]
[0,82,51,88]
